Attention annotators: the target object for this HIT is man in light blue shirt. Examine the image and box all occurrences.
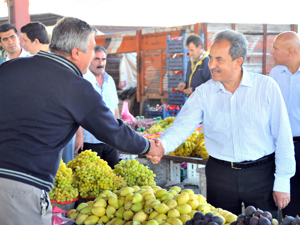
[75,45,120,168]
[156,30,295,217]
[269,31,300,217]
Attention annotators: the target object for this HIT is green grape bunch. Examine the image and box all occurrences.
[67,150,126,198]
[113,159,156,187]
[49,159,78,202]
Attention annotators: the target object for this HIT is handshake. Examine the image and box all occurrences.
[146,139,165,164]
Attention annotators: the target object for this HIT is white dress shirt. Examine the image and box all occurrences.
[160,69,295,193]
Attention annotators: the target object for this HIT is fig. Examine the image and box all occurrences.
[283,216,295,225]
[208,222,219,225]
[245,216,251,225]
[259,216,271,225]
[262,211,272,221]
[254,209,264,218]
[292,215,300,225]
[245,206,256,217]
[194,212,205,221]
[211,216,224,225]
[204,213,214,222]
[194,220,202,225]
[249,216,259,225]
[237,214,246,223]
[186,220,194,225]
[230,222,238,225]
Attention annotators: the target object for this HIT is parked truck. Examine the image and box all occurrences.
[95,22,298,114]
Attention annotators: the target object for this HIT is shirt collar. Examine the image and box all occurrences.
[214,68,253,93]
[194,50,206,62]
[37,51,82,77]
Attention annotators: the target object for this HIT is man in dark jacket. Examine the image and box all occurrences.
[0,17,163,225]
[178,34,211,96]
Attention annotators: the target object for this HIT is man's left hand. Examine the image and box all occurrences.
[273,191,290,210]
[183,87,193,95]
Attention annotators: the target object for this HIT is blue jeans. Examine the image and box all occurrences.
[62,135,75,164]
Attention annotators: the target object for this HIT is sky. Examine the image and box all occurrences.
[0,0,299,28]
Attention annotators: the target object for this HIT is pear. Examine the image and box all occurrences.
[150,199,161,208]
[86,201,94,207]
[170,186,181,194]
[83,215,99,225]
[154,213,168,223]
[225,214,237,223]
[125,192,134,202]
[123,210,135,221]
[144,193,156,201]
[149,211,160,220]
[98,215,109,224]
[166,217,183,225]
[155,189,168,198]
[160,223,171,225]
[108,195,119,209]
[181,189,194,195]
[132,186,141,192]
[141,190,155,198]
[152,186,162,192]
[66,209,76,218]
[146,199,156,207]
[106,217,118,225]
[113,218,126,225]
[168,190,178,197]
[118,196,125,207]
[101,190,112,196]
[187,198,199,210]
[124,201,133,210]
[146,220,159,225]
[133,211,148,222]
[75,213,89,225]
[168,208,180,218]
[106,205,116,219]
[166,199,178,209]
[131,193,143,203]
[160,193,174,201]
[69,211,79,220]
[198,203,211,214]
[132,202,144,212]
[154,203,170,214]
[76,202,89,212]
[189,210,197,218]
[125,222,134,225]
[144,206,154,214]
[179,214,191,224]
[120,187,135,197]
[132,221,141,225]
[80,206,92,215]
[94,199,107,207]
[141,186,153,190]
[176,204,192,214]
[177,192,190,205]
[91,206,106,217]
[116,207,125,218]
[136,189,146,194]
[94,194,107,202]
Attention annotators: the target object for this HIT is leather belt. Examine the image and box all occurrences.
[293,137,300,142]
[210,153,275,169]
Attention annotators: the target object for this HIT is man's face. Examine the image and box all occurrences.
[187,42,203,59]
[89,50,107,76]
[78,33,96,74]
[270,36,290,66]
[0,29,21,55]
[21,33,38,54]
[208,39,238,83]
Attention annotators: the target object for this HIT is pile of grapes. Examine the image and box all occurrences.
[49,159,78,202]
[67,150,126,198]
[113,159,156,187]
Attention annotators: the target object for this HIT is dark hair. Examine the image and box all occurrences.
[50,17,95,55]
[0,23,18,42]
[94,45,107,54]
[185,34,204,48]
[21,22,50,44]
[213,30,248,61]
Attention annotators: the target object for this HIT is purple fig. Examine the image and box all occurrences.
[250,216,260,225]
[245,205,257,217]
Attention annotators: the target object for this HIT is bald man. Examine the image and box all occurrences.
[270,31,300,217]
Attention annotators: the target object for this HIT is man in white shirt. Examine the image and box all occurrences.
[155,30,295,218]
[0,23,30,61]
[269,31,300,217]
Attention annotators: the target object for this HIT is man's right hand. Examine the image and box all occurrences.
[146,139,165,164]
[178,82,186,92]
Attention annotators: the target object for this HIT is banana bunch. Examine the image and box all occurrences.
[193,132,209,159]
[174,141,197,157]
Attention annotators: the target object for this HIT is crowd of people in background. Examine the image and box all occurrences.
[0,17,299,224]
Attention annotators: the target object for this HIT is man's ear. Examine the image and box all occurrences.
[33,38,40,45]
[71,47,81,61]
[235,57,244,68]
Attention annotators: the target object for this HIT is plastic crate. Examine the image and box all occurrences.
[168,75,184,88]
[166,109,181,118]
[167,57,188,71]
[167,34,187,53]
[146,105,167,119]
[168,91,186,105]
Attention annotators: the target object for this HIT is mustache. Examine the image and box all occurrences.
[97,66,104,69]
[210,68,221,73]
